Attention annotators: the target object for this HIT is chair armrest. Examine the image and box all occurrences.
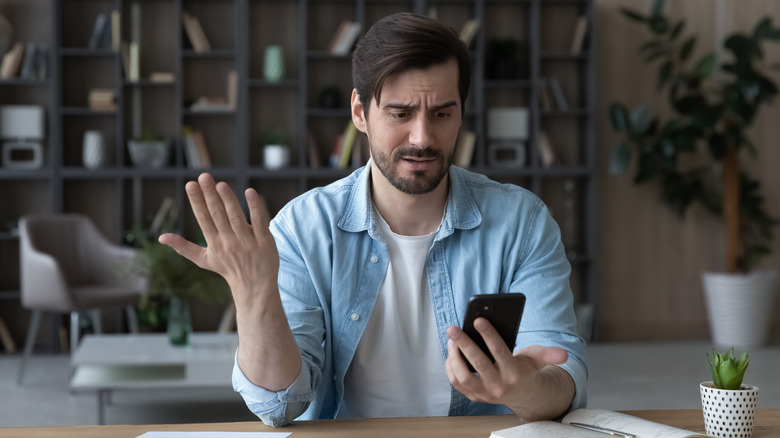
[20,241,74,312]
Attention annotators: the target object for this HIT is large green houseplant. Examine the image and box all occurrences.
[608,0,780,347]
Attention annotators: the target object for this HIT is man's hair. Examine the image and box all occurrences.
[352,12,472,116]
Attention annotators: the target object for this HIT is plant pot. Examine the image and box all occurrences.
[128,140,170,168]
[167,296,192,347]
[702,271,778,349]
[700,381,759,437]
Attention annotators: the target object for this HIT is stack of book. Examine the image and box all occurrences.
[88,88,116,111]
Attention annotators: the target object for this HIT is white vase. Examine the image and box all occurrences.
[263,144,289,169]
[263,45,285,83]
[702,270,778,349]
[700,381,759,437]
[83,130,105,169]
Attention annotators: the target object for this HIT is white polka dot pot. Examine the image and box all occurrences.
[700,381,759,438]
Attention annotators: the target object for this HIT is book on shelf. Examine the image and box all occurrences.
[88,13,109,49]
[182,126,205,169]
[19,41,37,80]
[190,96,231,112]
[307,130,321,169]
[453,130,476,168]
[149,197,174,235]
[128,42,140,82]
[111,10,120,52]
[192,130,212,168]
[570,15,589,54]
[459,19,480,49]
[538,79,553,111]
[328,20,361,55]
[34,45,48,80]
[88,88,116,111]
[227,70,238,110]
[490,408,707,437]
[0,41,25,79]
[181,11,212,53]
[548,77,569,111]
[120,42,131,79]
[149,71,175,83]
[329,121,358,169]
[537,131,560,168]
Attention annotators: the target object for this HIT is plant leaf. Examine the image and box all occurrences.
[696,53,717,77]
[753,17,773,39]
[609,102,630,132]
[629,104,651,135]
[658,61,673,89]
[680,36,696,61]
[609,141,632,175]
[620,8,646,24]
[669,20,685,41]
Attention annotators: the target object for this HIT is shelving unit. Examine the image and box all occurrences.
[0,0,596,347]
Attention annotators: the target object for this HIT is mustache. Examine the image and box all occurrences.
[393,148,440,159]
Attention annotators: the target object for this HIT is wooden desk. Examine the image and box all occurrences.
[0,409,778,438]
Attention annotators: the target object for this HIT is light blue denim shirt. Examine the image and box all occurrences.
[232,163,587,427]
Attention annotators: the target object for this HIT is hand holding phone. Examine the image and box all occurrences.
[460,293,526,372]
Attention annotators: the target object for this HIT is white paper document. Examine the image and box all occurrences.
[136,432,291,438]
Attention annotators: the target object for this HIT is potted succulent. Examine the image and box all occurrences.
[128,127,170,168]
[700,348,758,437]
[125,223,230,346]
[608,0,780,348]
[260,126,290,170]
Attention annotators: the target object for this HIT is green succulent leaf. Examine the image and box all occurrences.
[753,17,773,40]
[629,104,651,135]
[707,348,750,390]
[658,61,673,90]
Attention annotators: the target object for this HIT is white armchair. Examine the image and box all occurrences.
[17,214,146,384]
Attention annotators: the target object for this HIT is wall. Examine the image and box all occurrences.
[594,0,780,341]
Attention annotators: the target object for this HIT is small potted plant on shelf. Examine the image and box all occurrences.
[485,38,523,80]
[700,348,758,437]
[128,127,170,169]
[260,126,290,170]
[125,220,230,346]
[607,1,780,348]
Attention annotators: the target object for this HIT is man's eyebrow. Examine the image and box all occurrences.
[382,100,459,111]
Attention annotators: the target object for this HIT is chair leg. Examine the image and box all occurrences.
[17,309,42,385]
[70,311,80,353]
[125,306,139,334]
[90,309,103,334]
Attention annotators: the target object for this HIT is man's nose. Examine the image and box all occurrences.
[408,115,434,149]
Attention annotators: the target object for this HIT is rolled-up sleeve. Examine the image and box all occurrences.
[232,352,322,427]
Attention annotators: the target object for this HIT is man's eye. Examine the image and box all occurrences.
[435,112,451,119]
[391,112,408,119]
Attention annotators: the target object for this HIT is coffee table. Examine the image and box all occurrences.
[70,333,238,424]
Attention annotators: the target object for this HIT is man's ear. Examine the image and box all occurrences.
[351,89,367,134]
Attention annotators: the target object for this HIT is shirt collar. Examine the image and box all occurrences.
[337,162,482,235]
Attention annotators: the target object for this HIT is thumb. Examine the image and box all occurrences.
[158,233,208,269]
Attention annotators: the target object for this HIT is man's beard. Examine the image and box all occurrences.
[370,143,453,195]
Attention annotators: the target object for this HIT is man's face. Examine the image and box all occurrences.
[352,59,463,195]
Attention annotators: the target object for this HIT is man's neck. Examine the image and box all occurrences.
[369,166,449,237]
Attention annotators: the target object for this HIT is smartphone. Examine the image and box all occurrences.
[460,293,526,372]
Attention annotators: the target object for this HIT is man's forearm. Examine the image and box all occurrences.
[509,365,575,422]
[234,287,302,392]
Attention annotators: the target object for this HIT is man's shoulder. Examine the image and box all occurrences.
[452,166,543,209]
[274,167,363,222]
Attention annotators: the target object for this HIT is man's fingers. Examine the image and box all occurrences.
[216,181,252,238]
[473,317,514,365]
[198,173,232,233]
[446,325,494,375]
[158,233,208,269]
[246,188,272,233]
[185,179,218,240]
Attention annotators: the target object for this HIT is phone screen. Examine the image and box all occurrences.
[461,293,526,371]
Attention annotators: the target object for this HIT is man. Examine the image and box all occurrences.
[160,12,586,427]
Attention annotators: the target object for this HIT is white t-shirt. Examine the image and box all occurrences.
[338,209,451,418]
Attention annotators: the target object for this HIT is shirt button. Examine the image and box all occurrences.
[350,313,360,321]
[370,255,379,263]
